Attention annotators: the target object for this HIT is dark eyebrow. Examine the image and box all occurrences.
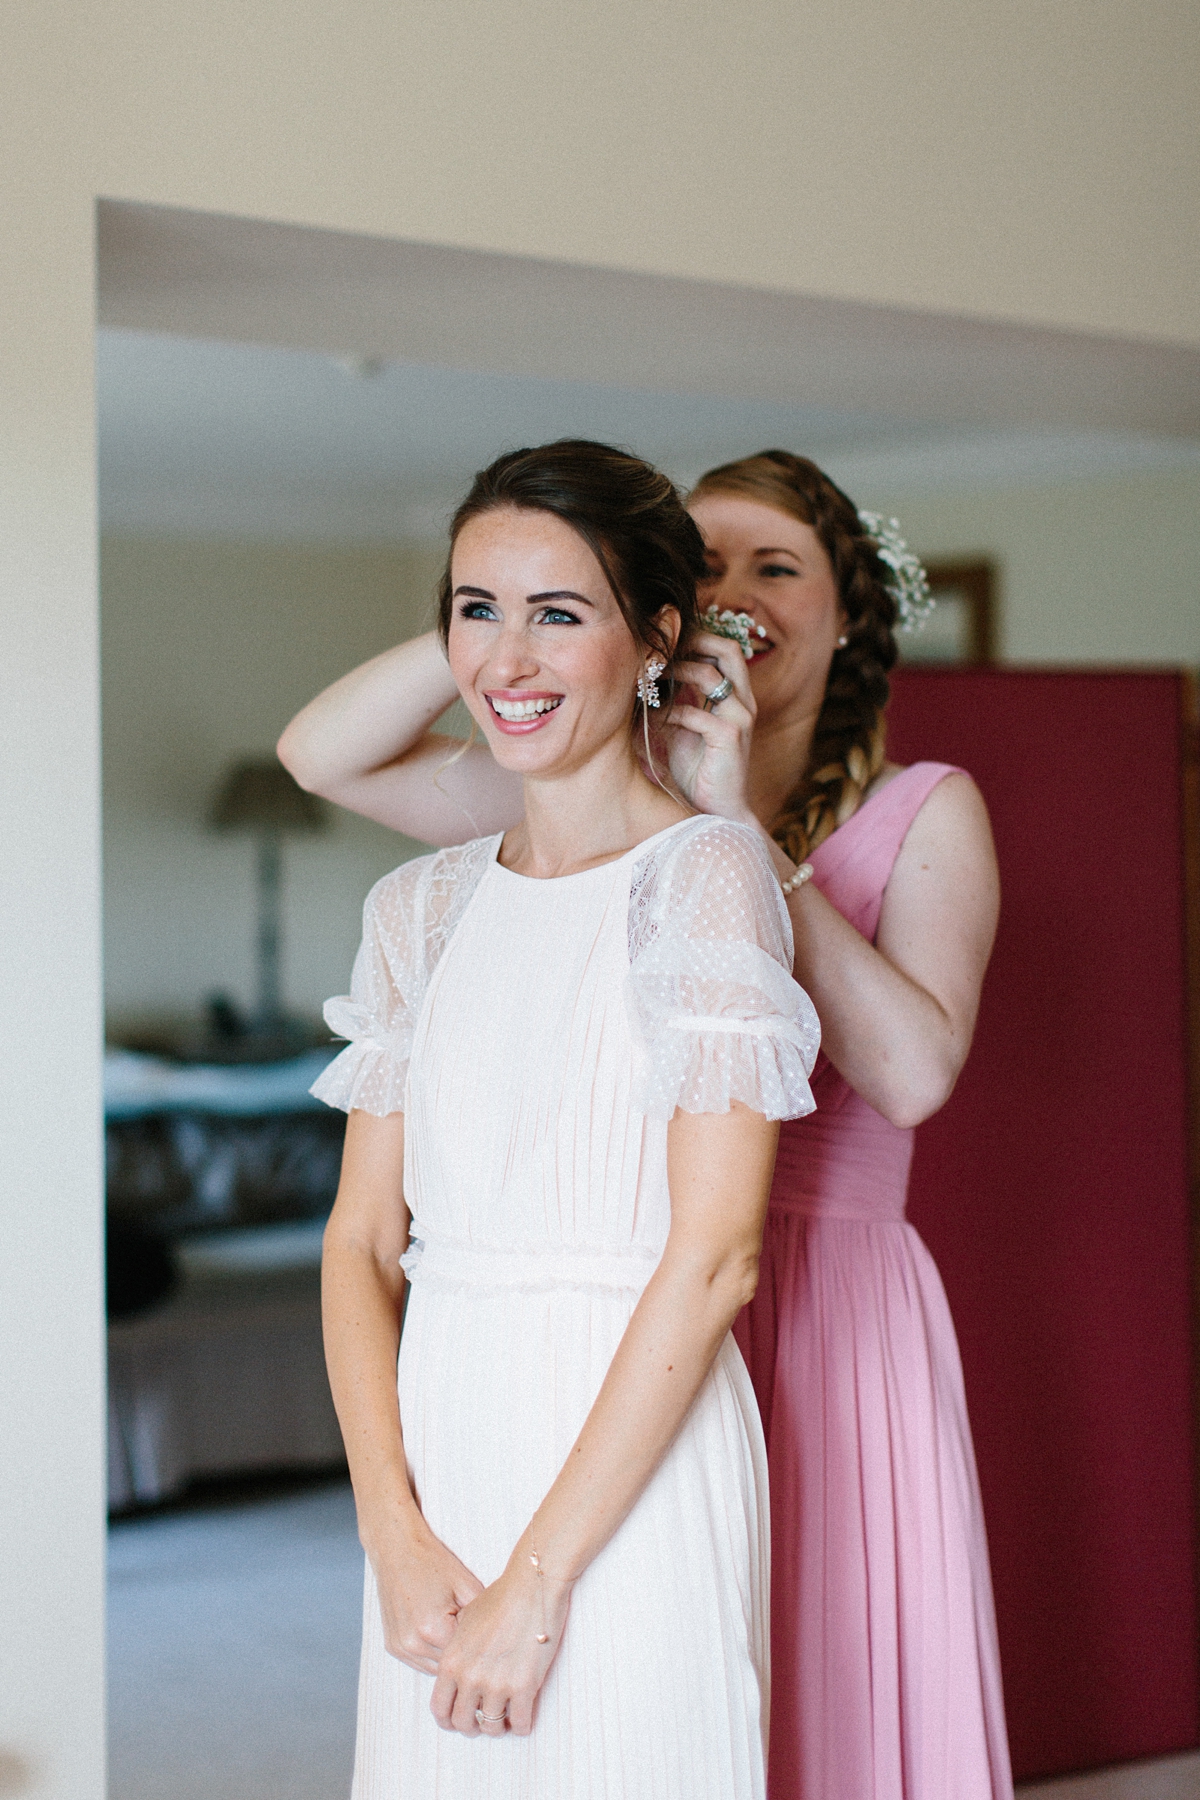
[452,585,596,608]
[755,547,803,559]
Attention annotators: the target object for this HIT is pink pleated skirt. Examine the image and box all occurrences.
[736,1201,1013,1800]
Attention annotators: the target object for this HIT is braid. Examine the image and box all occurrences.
[689,451,898,862]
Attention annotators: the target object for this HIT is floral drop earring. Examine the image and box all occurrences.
[637,658,666,709]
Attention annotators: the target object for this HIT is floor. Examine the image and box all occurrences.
[1025,1760,1200,1800]
[107,1476,361,1800]
[108,1477,1200,1800]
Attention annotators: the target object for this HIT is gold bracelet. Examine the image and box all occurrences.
[529,1549,574,1644]
[530,1550,552,1643]
[780,861,814,896]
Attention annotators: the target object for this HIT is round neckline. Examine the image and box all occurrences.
[489,813,698,884]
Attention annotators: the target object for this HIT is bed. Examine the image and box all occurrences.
[106,1048,348,1509]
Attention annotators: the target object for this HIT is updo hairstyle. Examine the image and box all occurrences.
[437,439,705,672]
[689,450,899,862]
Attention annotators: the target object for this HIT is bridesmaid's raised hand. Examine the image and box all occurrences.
[663,631,758,826]
[429,1551,573,1737]
[371,1515,484,1677]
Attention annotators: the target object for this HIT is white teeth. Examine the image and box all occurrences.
[490,695,563,721]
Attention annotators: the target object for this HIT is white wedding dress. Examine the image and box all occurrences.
[313,815,819,1799]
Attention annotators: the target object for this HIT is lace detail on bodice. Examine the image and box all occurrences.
[625,817,821,1121]
[627,840,666,962]
[420,836,500,985]
[310,835,500,1116]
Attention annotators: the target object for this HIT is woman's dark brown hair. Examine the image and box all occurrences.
[437,439,705,669]
[690,450,899,862]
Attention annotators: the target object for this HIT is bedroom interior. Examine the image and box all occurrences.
[92,207,1200,1800]
[4,8,1198,1794]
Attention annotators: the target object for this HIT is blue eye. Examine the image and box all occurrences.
[459,600,498,621]
[538,607,581,625]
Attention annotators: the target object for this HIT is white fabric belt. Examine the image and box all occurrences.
[400,1229,661,1295]
[664,1013,785,1034]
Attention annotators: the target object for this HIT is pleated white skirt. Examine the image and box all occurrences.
[351,1264,770,1799]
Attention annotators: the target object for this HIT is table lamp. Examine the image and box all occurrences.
[209,757,329,1040]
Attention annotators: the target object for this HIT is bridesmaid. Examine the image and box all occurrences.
[672,453,1009,1800]
[279,448,1009,1800]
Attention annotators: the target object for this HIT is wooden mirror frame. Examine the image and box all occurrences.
[913,557,998,665]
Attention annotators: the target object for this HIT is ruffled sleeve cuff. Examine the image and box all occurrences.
[308,996,412,1117]
[631,1015,819,1123]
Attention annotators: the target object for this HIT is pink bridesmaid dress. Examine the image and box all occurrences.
[735,762,1014,1800]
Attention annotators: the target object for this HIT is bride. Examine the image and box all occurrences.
[312,439,819,1798]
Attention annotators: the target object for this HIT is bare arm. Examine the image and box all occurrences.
[430,1103,780,1737]
[277,631,524,844]
[322,1110,484,1673]
[668,642,999,1129]
[779,774,999,1126]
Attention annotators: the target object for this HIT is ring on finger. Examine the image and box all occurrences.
[476,1707,507,1728]
[703,676,734,711]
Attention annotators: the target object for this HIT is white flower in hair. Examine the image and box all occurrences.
[856,510,935,631]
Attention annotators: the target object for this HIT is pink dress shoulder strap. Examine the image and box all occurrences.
[807,761,964,943]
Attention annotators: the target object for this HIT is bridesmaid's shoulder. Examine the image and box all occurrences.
[868,761,982,809]
[892,765,992,851]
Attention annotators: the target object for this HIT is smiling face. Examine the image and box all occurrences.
[446,506,667,779]
[688,492,847,726]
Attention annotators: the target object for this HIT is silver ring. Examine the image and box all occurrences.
[703,676,734,710]
[476,1708,507,1727]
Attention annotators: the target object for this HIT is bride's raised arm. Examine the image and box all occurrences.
[277,629,524,845]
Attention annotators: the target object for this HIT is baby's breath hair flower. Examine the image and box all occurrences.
[700,606,769,660]
[856,511,935,631]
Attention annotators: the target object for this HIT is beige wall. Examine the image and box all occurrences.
[3,1,1199,1793]
[101,537,441,1029]
[889,468,1200,666]
[65,1,1200,345]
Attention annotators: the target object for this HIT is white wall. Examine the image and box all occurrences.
[101,536,441,1027]
[884,467,1200,666]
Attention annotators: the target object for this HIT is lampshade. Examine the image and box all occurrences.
[209,758,329,833]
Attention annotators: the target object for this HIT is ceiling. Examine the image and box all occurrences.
[97,329,1200,544]
[95,203,1200,544]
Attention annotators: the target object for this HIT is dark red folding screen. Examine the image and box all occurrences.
[887,669,1199,1781]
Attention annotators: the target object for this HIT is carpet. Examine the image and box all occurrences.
[108,1476,362,1800]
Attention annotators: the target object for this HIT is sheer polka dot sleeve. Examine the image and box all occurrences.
[310,860,428,1117]
[626,819,820,1122]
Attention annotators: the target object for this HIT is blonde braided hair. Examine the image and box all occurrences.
[689,451,899,863]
